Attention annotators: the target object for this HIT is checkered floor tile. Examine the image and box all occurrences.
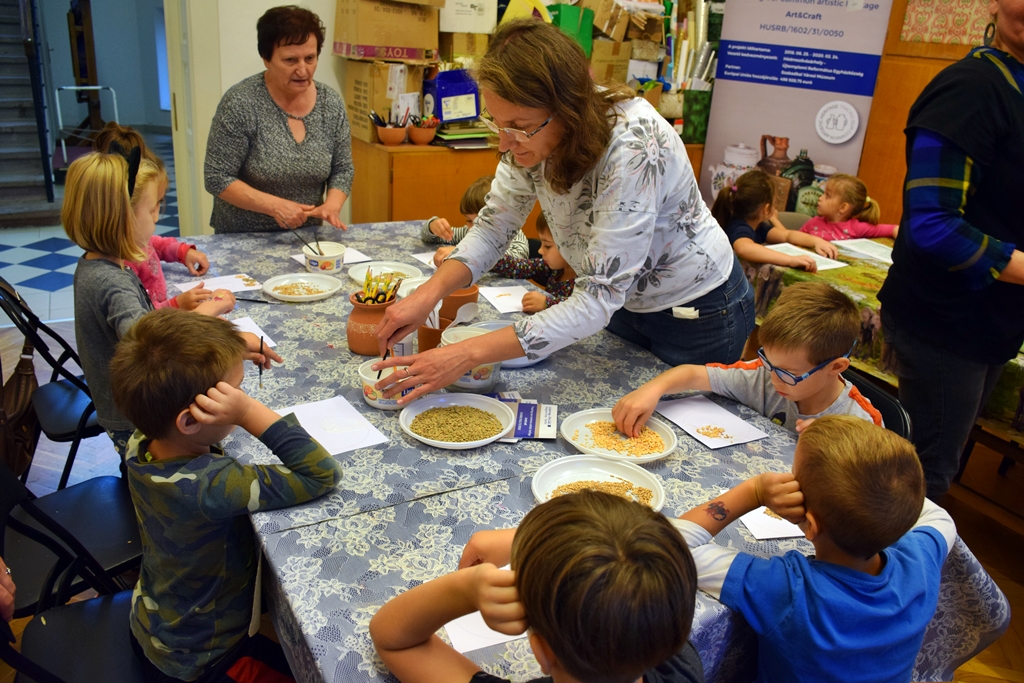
[0,133,177,323]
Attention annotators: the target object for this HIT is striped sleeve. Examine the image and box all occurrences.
[903,129,1015,289]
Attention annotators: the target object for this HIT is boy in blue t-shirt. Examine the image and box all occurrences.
[674,415,955,683]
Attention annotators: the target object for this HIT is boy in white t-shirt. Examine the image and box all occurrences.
[613,282,881,436]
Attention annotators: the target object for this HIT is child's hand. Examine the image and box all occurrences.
[811,238,839,259]
[459,529,516,569]
[185,249,210,275]
[471,564,527,636]
[521,291,548,313]
[240,331,283,369]
[613,386,661,438]
[429,217,454,241]
[432,246,455,268]
[788,255,818,273]
[754,472,806,524]
[175,287,213,311]
[194,289,236,317]
[190,381,254,426]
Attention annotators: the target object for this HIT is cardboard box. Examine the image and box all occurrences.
[627,59,659,81]
[345,60,426,143]
[631,39,664,62]
[548,4,595,58]
[440,0,497,33]
[333,0,440,62]
[439,32,489,60]
[589,39,631,84]
[423,69,480,123]
[626,15,665,42]
[580,0,629,42]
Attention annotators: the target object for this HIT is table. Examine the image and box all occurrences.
[166,224,1010,683]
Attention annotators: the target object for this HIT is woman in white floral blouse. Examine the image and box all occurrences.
[374,20,753,402]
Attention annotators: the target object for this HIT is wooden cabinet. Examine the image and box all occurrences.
[351,138,706,237]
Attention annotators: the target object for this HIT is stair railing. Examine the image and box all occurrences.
[19,0,55,203]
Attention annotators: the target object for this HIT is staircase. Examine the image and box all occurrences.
[0,0,59,227]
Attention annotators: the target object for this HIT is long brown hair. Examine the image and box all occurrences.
[710,169,774,227]
[475,20,634,194]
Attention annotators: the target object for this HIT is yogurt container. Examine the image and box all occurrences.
[303,241,346,273]
[358,360,415,410]
[439,326,502,393]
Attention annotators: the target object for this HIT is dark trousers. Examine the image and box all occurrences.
[882,310,1005,499]
[606,257,755,367]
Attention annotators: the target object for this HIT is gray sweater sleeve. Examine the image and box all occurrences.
[204,88,255,197]
[326,93,354,196]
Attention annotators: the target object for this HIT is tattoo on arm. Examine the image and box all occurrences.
[706,501,729,521]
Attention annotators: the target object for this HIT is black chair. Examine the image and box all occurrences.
[0,276,104,490]
[844,367,912,441]
[1,461,141,619]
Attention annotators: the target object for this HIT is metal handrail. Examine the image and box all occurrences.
[18,0,55,202]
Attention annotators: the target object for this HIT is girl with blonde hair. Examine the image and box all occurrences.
[375,20,754,398]
[800,173,898,241]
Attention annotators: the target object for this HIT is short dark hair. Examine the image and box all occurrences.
[535,212,549,236]
[257,6,326,61]
[110,309,248,439]
[797,415,925,559]
[511,490,697,683]
[459,175,493,215]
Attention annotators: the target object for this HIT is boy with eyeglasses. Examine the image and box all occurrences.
[613,282,881,436]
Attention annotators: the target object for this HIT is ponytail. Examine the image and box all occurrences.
[712,170,774,227]
[856,197,881,225]
[829,173,880,225]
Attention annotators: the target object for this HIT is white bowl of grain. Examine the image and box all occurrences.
[399,394,515,450]
[302,241,346,273]
[531,455,665,511]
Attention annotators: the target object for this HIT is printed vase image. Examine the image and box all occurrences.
[756,135,791,176]
[708,143,759,199]
[347,294,395,356]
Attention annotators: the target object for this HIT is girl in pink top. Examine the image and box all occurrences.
[800,174,899,241]
[129,234,212,309]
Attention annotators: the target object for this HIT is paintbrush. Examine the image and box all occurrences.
[259,336,264,389]
[377,348,390,380]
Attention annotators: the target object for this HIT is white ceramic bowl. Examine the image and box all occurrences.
[559,408,678,463]
[440,326,501,392]
[531,455,666,511]
[470,320,541,368]
[358,360,415,410]
[302,241,346,273]
[399,394,515,450]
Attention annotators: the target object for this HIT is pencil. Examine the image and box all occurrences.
[259,336,264,389]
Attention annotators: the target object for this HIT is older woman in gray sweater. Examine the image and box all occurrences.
[204,6,353,233]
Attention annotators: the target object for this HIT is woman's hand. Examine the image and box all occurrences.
[271,197,317,229]
[810,237,839,259]
[375,292,440,357]
[521,291,548,313]
[788,255,818,273]
[429,217,454,241]
[372,344,477,404]
[185,249,210,275]
[433,246,455,268]
[305,202,348,230]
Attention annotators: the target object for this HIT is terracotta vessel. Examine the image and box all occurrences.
[418,317,453,352]
[439,285,479,320]
[409,127,437,145]
[757,135,791,176]
[347,293,395,356]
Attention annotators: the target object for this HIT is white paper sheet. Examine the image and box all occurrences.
[479,286,529,313]
[411,252,438,269]
[275,396,387,455]
[655,395,769,449]
[443,565,527,654]
[739,506,804,540]
[174,274,261,293]
[835,238,893,265]
[230,317,276,347]
[765,243,848,271]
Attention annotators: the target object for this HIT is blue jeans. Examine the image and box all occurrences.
[606,258,755,366]
[881,309,1005,499]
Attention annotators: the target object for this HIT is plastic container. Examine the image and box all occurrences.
[302,241,346,273]
[358,360,414,410]
[440,325,501,392]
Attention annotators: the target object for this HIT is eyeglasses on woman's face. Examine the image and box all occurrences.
[757,343,856,386]
[481,115,553,143]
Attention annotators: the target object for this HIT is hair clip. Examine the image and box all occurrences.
[730,185,738,193]
[106,141,142,197]
[865,196,872,203]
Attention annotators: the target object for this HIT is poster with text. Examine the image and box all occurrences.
[699,0,894,207]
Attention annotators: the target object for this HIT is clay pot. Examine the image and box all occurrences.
[376,126,407,146]
[439,285,479,320]
[347,293,395,356]
[409,127,437,145]
[418,317,453,352]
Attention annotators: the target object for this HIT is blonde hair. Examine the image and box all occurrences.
[62,153,152,262]
[92,122,169,209]
[759,282,859,364]
[797,415,925,559]
[475,20,634,195]
[827,174,880,224]
[710,169,774,227]
[459,175,494,215]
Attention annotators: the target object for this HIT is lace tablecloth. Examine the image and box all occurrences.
[167,224,1009,683]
